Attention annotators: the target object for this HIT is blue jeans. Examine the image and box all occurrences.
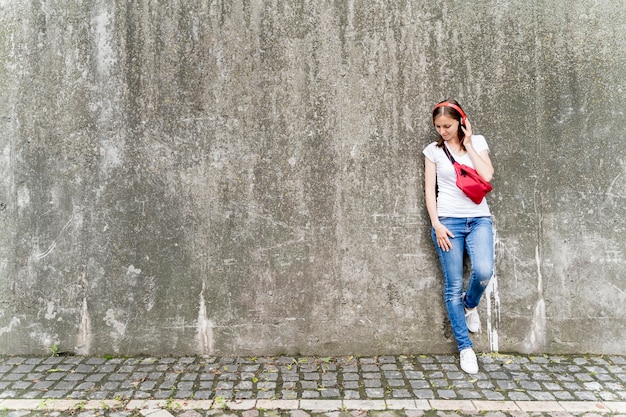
[431,216,494,351]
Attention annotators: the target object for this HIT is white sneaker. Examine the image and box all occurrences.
[460,348,479,374]
[465,307,480,333]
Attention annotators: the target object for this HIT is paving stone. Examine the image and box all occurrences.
[413,389,435,399]
[283,381,297,390]
[133,391,151,399]
[343,381,360,389]
[507,391,531,401]
[0,365,14,373]
[527,390,556,400]
[13,365,35,374]
[574,391,599,400]
[502,363,522,371]
[103,381,121,390]
[446,372,465,380]
[430,379,448,388]
[0,390,17,398]
[391,389,411,398]
[409,380,429,389]
[63,373,86,381]
[54,381,78,390]
[404,371,424,379]
[523,364,544,372]
[554,391,575,400]
[436,389,457,400]
[510,371,530,381]
[216,381,234,390]
[596,373,617,382]
[343,390,360,399]
[482,390,505,400]
[42,390,69,398]
[234,391,253,399]
[458,389,482,399]
[607,382,624,391]
[301,390,320,398]
[363,380,381,388]
[476,380,495,389]
[542,382,562,390]
[584,381,603,391]
[383,371,402,379]
[564,382,583,390]
[576,373,596,382]
[482,364,502,372]
[364,388,384,398]
[32,380,55,390]
[519,380,542,390]
[257,382,276,390]
[495,380,517,390]
[87,391,109,399]
[11,381,32,390]
[234,381,252,390]
[321,380,337,388]
[140,381,157,391]
[599,391,621,401]
[532,372,552,380]
[320,389,340,398]
[260,373,279,381]
[282,390,298,399]
[300,366,317,373]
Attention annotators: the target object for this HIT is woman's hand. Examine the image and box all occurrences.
[433,222,455,252]
[461,118,473,147]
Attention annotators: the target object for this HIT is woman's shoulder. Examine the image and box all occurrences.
[423,141,440,161]
[471,134,489,150]
[423,141,440,151]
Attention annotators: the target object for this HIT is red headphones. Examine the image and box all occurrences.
[433,102,467,125]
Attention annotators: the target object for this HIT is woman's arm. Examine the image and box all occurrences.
[466,147,494,182]
[462,120,494,182]
[425,157,454,251]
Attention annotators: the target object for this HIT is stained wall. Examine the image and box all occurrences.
[0,0,624,356]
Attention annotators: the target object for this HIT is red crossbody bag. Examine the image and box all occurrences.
[442,145,493,204]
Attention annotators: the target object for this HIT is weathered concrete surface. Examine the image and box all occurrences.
[0,1,624,356]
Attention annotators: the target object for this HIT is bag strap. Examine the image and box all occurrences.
[441,144,456,164]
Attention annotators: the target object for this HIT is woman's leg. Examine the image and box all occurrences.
[432,217,472,351]
[464,217,494,309]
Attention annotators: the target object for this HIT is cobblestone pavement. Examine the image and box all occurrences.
[0,353,625,417]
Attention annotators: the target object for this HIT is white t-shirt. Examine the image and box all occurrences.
[423,135,491,218]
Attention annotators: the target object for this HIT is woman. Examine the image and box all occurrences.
[423,99,494,374]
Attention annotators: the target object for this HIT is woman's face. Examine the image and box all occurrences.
[433,114,460,141]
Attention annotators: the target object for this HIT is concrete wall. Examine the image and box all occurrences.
[1,0,624,357]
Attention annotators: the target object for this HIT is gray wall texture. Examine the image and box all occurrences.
[1,0,625,357]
